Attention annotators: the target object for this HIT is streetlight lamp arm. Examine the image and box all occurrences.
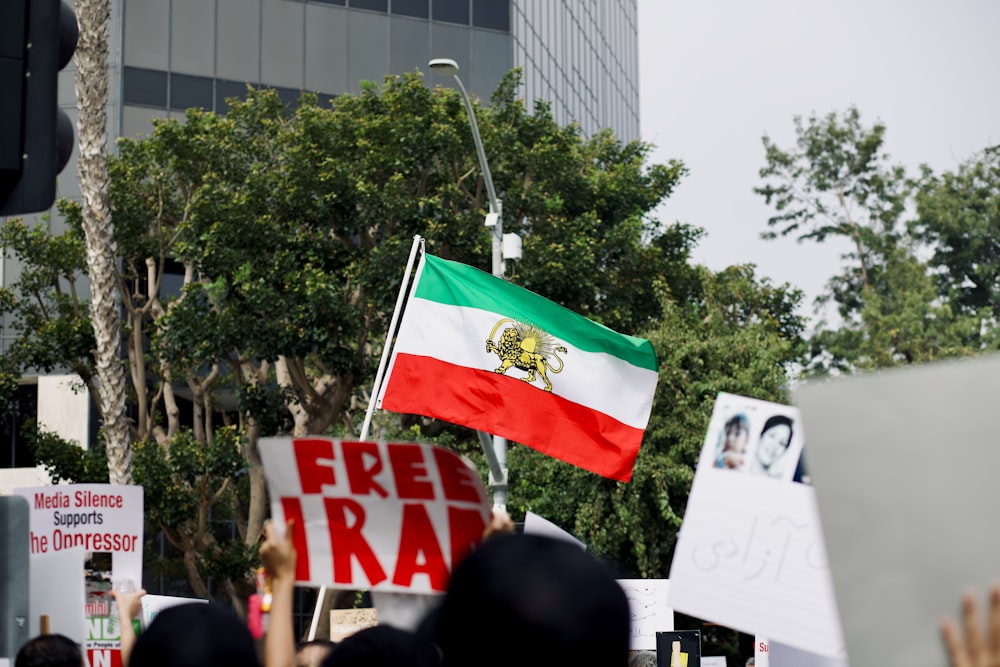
[450,75,500,216]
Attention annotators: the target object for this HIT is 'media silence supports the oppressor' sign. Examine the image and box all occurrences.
[14,484,143,569]
[258,438,491,594]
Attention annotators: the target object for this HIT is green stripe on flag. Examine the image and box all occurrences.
[414,254,658,372]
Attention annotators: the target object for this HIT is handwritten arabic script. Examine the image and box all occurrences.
[617,579,673,650]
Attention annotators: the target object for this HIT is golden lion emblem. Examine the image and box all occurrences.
[486,318,567,392]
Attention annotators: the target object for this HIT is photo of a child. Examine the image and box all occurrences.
[714,413,750,471]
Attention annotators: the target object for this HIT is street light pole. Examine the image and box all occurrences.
[429,58,508,509]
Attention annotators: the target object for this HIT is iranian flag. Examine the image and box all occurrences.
[377,252,659,482]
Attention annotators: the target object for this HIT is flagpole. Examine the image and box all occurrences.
[306,237,423,642]
[360,234,424,441]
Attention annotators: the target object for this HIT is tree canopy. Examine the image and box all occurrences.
[756,108,995,373]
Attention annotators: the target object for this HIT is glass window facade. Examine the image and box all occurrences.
[115,0,637,154]
[432,0,469,25]
[511,0,639,141]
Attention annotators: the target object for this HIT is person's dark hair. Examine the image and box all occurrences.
[320,626,438,667]
[424,533,629,667]
[15,634,81,667]
[724,413,750,437]
[760,414,793,447]
[130,603,257,667]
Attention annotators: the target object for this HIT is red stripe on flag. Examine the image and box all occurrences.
[381,354,643,482]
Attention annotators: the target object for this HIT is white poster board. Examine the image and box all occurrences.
[141,595,207,627]
[618,579,673,650]
[523,511,585,549]
[13,484,144,584]
[29,548,86,643]
[795,353,1000,667]
[259,437,491,594]
[668,393,844,658]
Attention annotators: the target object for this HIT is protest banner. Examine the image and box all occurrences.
[667,394,844,658]
[14,484,144,667]
[259,437,491,594]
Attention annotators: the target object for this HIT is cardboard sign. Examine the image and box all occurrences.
[259,438,491,594]
[668,394,845,658]
[329,608,378,641]
[619,579,673,650]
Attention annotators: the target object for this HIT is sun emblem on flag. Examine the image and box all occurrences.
[485,318,567,392]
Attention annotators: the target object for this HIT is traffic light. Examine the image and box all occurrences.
[0,0,78,216]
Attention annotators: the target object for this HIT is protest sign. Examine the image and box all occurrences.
[13,484,144,583]
[329,608,378,641]
[259,437,491,594]
[141,595,207,627]
[795,353,1000,667]
[29,548,86,642]
[523,511,585,549]
[667,394,844,658]
[14,484,143,667]
[755,637,769,667]
[618,579,673,650]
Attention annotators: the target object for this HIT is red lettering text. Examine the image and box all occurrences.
[388,444,435,500]
[392,504,447,590]
[447,506,486,569]
[294,439,337,493]
[325,498,386,586]
[343,441,389,498]
[433,448,483,503]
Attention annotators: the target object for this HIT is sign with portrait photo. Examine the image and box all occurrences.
[667,394,845,659]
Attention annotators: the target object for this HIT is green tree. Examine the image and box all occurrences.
[756,108,982,372]
[910,146,1000,321]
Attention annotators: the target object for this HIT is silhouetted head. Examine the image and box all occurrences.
[321,625,439,667]
[425,533,629,667]
[130,603,257,667]
[15,634,83,667]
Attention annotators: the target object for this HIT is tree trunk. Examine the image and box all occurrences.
[75,0,132,483]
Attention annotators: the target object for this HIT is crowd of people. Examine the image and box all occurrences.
[12,512,1000,667]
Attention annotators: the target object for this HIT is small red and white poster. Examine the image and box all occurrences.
[14,483,144,667]
[258,437,491,594]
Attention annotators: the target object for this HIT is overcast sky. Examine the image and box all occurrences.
[637,0,1000,326]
